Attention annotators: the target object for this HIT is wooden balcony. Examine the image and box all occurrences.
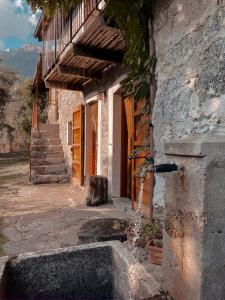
[42,0,125,91]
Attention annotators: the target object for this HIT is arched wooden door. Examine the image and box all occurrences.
[72,105,84,186]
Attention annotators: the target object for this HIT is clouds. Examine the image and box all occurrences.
[0,0,39,42]
[0,40,6,51]
[15,0,24,11]
[28,14,38,26]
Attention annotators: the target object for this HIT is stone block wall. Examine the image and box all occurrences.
[162,135,225,300]
[56,89,83,174]
[152,0,225,208]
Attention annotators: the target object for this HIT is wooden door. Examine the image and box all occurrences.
[72,105,84,186]
[121,97,135,198]
[124,97,153,218]
[120,100,129,197]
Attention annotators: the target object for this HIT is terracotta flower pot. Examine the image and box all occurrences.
[147,242,163,265]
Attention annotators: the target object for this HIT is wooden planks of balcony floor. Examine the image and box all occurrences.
[46,49,108,84]
[78,21,125,52]
[45,18,125,90]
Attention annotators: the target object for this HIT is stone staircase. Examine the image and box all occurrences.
[30,124,70,184]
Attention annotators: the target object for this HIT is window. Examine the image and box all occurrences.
[67,121,72,145]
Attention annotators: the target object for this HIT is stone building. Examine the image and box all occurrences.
[31,1,225,299]
[32,1,152,217]
[32,0,225,216]
[152,0,225,211]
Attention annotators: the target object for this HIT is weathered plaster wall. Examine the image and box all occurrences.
[97,98,109,178]
[56,89,83,173]
[153,0,225,208]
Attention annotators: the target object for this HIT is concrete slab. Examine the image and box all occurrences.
[165,134,225,157]
[163,134,225,300]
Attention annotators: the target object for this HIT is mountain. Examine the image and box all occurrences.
[0,44,41,78]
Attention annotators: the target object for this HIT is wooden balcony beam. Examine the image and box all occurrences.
[45,80,84,91]
[74,45,124,64]
[58,65,102,80]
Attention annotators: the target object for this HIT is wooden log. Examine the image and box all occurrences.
[84,175,108,206]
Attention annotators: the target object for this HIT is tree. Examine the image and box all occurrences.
[17,79,47,145]
[0,64,18,129]
[26,0,81,15]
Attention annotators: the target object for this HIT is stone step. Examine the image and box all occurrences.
[38,124,59,131]
[32,174,70,184]
[32,131,60,139]
[31,158,65,166]
[31,138,61,146]
[31,151,65,159]
[30,145,63,152]
[32,164,68,175]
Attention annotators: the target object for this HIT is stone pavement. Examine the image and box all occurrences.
[0,152,162,286]
[0,152,131,257]
[2,190,131,256]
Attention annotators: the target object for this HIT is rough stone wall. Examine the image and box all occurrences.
[162,136,225,300]
[56,89,83,173]
[152,0,225,208]
[47,89,59,124]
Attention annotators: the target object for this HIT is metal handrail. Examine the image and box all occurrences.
[42,0,103,78]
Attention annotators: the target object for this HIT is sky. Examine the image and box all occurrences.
[0,0,41,51]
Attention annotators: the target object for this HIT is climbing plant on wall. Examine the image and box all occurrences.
[26,0,81,15]
[106,0,151,103]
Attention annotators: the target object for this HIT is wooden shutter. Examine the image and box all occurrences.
[72,105,84,186]
[124,97,153,218]
[124,97,135,200]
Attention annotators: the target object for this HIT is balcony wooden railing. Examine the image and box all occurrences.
[43,0,102,78]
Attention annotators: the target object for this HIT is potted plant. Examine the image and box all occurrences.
[124,218,163,265]
[124,221,147,247]
[146,238,163,265]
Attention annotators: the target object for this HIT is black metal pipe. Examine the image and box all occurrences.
[154,163,178,173]
[128,156,154,165]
